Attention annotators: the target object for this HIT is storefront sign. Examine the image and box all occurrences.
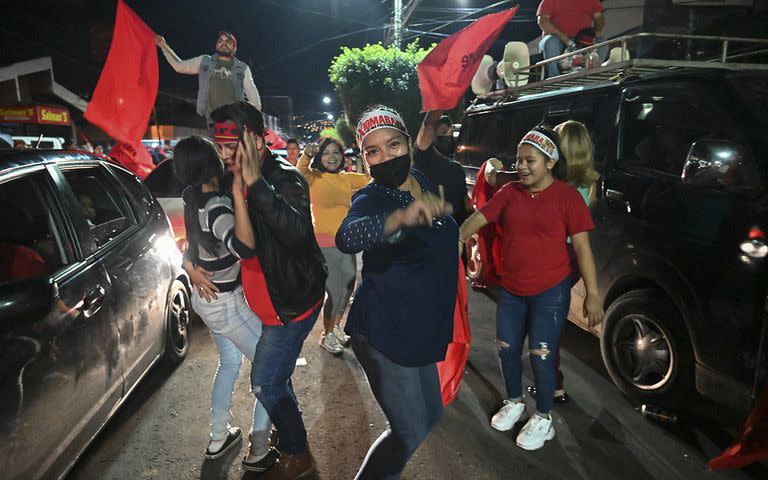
[0,105,71,126]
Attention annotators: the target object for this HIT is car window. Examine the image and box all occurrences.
[0,171,71,284]
[620,93,739,176]
[62,167,136,249]
[110,166,154,222]
[143,158,184,197]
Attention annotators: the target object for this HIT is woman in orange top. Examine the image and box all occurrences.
[297,136,371,354]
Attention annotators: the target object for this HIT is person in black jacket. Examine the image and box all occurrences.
[188,102,327,479]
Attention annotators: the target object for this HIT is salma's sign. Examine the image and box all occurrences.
[0,105,71,126]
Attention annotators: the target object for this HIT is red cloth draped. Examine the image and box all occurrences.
[437,261,471,405]
[417,7,518,111]
[85,0,157,176]
[108,141,154,179]
[469,160,504,289]
[709,386,768,470]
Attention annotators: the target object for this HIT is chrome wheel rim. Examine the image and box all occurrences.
[611,314,674,391]
[169,288,189,354]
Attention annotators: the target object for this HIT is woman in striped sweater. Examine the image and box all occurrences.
[174,135,276,472]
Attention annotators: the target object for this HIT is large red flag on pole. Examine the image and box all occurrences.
[85,0,157,177]
[417,7,518,112]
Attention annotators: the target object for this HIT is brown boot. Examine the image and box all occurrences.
[261,451,315,480]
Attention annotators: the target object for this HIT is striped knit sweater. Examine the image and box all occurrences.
[185,190,254,292]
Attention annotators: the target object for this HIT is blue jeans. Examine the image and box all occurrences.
[351,336,444,480]
[192,288,271,443]
[250,308,319,455]
[539,34,609,78]
[496,276,572,414]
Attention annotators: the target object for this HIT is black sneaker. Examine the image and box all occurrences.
[205,427,242,460]
[526,385,569,404]
[242,447,280,472]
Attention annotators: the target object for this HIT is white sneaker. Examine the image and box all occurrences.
[333,325,350,346]
[320,332,343,354]
[516,414,555,450]
[490,399,525,431]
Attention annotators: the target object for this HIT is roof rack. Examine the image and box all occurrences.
[476,32,768,104]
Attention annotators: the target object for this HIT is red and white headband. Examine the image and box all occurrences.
[213,120,241,144]
[356,107,408,147]
[520,130,559,162]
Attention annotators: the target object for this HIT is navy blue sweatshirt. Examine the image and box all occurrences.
[336,170,459,367]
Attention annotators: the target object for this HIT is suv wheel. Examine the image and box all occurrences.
[600,289,694,408]
[163,280,190,364]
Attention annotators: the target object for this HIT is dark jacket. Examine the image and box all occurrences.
[336,170,458,367]
[245,152,328,322]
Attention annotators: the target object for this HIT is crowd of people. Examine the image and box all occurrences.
[166,97,603,479]
[128,5,609,478]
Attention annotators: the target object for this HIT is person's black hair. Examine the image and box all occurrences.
[172,135,224,259]
[210,102,265,137]
[311,136,345,173]
[530,124,568,181]
[438,115,453,127]
[286,138,299,146]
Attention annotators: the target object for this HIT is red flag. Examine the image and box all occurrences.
[709,386,768,470]
[417,7,518,111]
[85,0,157,146]
[264,128,287,150]
[437,261,471,405]
[109,141,154,179]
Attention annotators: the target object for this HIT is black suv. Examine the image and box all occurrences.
[457,57,768,413]
[0,150,191,479]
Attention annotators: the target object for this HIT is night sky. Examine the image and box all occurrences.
[1,0,542,115]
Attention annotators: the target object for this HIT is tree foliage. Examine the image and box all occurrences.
[329,41,432,140]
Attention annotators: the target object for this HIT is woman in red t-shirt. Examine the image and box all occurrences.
[459,125,603,450]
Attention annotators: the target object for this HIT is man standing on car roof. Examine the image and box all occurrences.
[537,0,607,78]
[155,31,261,121]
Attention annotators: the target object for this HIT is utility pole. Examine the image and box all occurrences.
[393,0,403,48]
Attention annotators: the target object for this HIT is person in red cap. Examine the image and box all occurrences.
[155,31,261,119]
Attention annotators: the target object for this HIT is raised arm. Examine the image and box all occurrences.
[295,150,319,184]
[155,35,202,75]
[243,66,262,111]
[416,110,443,151]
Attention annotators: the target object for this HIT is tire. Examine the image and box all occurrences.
[163,280,190,364]
[600,289,694,409]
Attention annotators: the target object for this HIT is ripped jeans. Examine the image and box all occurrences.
[496,276,572,414]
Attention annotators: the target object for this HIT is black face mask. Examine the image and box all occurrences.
[369,153,411,188]
[434,136,455,157]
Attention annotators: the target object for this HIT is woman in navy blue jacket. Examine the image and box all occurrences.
[336,106,458,479]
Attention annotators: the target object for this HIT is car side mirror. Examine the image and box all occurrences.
[681,140,762,195]
[0,277,58,322]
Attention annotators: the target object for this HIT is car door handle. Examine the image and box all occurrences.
[82,284,106,317]
[605,189,632,213]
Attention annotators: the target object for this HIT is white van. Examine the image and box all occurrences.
[12,135,65,149]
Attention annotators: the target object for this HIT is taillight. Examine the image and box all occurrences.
[741,225,768,260]
[748,226,765,240]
